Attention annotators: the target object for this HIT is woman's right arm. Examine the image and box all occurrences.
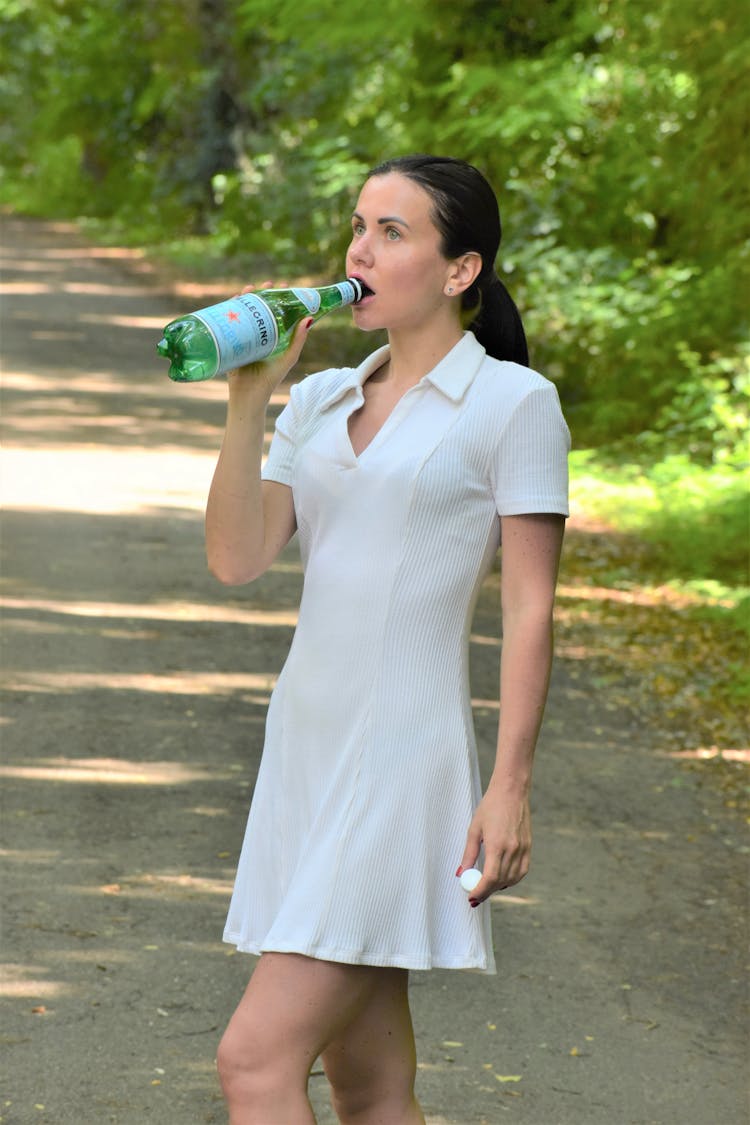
[205,318,312,586]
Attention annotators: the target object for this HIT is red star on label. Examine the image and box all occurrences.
[226,310,240,321]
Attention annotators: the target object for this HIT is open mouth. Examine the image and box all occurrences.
[349,277,374,301]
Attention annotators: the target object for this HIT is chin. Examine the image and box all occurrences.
[351,309,384,333]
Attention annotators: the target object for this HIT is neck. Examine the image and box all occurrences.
[383,319,464,387]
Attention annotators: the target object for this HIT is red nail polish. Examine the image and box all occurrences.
[469,899,480,908]
[455,866,464,877]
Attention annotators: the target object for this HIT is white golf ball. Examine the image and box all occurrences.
[459,868,482,893]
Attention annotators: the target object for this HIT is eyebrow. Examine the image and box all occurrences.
[352,211,411,229]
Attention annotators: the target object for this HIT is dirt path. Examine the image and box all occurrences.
[1,216,747,1125]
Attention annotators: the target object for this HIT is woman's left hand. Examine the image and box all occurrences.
[457,787,532,906]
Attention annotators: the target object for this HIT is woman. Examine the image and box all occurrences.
[206,154,570,1124]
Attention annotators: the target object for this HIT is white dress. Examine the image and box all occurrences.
[223,332,570,973]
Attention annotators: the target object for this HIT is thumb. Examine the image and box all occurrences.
[456,824,481,879]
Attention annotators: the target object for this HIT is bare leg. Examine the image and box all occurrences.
[217,953,405,1125]
[323,968,425,1125]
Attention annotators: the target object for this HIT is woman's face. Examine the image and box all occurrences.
[345,172,456,335]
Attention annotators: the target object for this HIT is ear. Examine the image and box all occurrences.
[444,251,482,297]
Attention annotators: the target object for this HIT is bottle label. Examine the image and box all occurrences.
[335,281,358,303]
[290,287,322,314]
[193,294,279,368]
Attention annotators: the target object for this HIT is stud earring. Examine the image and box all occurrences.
[447,287,454,295]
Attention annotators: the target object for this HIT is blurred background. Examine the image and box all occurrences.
[1,0,747,678]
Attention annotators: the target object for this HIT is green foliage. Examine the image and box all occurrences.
[570,450,749,585]
[569,446,749,707]
[1,0,748,468]
[0,135,88,215]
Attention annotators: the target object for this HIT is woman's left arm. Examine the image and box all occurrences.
[458,513,566,904]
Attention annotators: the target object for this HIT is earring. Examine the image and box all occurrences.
[447,287,454,295]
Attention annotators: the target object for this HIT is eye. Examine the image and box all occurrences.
[385,226,402,241]
[352,220,365,236]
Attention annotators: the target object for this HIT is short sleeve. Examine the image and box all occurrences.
[261,388,299,487]
[490,384,570,516]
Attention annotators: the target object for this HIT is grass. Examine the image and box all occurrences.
[569,449,749,710]
[569,450,748,586]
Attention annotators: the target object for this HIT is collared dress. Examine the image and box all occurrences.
[223,332,570,972]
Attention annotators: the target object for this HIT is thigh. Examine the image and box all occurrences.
[222,952,388,1074]
[321,968,417,1095]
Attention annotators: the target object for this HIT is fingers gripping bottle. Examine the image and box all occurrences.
[156,278,365,382]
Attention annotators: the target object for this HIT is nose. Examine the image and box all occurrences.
[348,232,373,269]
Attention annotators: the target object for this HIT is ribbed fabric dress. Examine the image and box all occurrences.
[223,332,570,973]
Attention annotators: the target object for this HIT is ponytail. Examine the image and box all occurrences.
[465,274,529,366]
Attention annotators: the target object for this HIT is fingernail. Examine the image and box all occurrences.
[469,899,480,908]
[305,317,315,330]
[455,866,464,877]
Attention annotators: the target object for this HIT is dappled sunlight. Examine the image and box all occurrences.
[489,893,539,906]
[3,670,277,698]
[30,329,86,343]
[469,631,500,648]
[121,872,234,899]
[77,311,168,329]
[1,368,223,400]
[558,582,671,608]
[70,873,235,901]
[0,756,241,785]
[0,849,60,863]
[557,580,736,611]
[63,281,157,297]
[666,746,749,763]
[2,411,272,451]
[1,966,73,999]
[1,277,161,300]
[2,365,287,405]
[7,617,156,640]
[3,257,69,273]
[1,595,298,628]
[556,642,612,660]
[471,697,500,711]
[1,445,216,514]
[267,559,303,574]
[1,282,53,295]
[7,412,158,437]
[7,243,147,262]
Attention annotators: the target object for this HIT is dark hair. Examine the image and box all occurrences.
[368,154,528,366]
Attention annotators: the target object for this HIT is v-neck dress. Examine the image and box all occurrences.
[223,332,570,972]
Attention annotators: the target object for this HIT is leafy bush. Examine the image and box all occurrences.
[570,451,749,585]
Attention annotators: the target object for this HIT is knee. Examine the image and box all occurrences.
[326,1056,417,1122]
[216,1024,249,1096]
[216,1022,269,1101]
[217,1018,309,1110]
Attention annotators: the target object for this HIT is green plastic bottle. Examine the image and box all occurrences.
[156,278,365,382]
